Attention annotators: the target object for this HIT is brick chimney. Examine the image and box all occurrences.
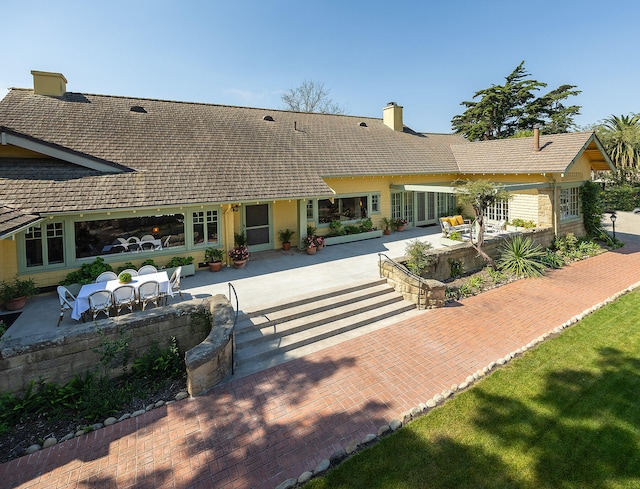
[383,102,403,131]
[533,124,541,152]
[31,70,67,97]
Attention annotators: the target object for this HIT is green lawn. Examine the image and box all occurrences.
[307,289,640,488]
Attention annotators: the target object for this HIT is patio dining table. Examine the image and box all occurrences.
[71,271,172,320]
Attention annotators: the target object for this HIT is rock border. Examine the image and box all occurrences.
[275,280,640,489]
[23,390,190,455]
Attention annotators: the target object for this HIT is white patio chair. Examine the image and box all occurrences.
[112,285,136,316]
[88,290,112,320]
[140,241,156,251]
[138,264,158,275]
[57,285,78,326]
[118,269,139,281]
[127,236,140,244]
[163,235,172,248]
[96,271,117,283]
[141,234,155,242]
[116,237,128,246]
[169,266,183,301]
[138,280,160,311]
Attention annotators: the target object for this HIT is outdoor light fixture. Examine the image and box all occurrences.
[232,205,240,212]
[152,227,160,234]
[610,212,617,239]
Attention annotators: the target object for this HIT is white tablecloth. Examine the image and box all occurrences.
[72,271,172,320]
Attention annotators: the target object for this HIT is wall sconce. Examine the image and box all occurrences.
[152,227,160,234]
[232,205,240,213]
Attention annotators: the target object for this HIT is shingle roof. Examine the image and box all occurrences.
[0,89,466,214]
[451,132,601,174]
[0,88,610,218]
[0,205,42,238]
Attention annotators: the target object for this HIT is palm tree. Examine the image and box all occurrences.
[599,114,640,183]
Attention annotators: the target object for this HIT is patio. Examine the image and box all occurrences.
[3,225,449,344]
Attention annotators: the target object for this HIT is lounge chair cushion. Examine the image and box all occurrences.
[453,215,465,226]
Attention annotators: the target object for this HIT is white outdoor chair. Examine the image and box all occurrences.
[88,290,112,320]
[112,285,136,316]
[138,264,158,275]
[163,235,172,248]
[140,241,156,251]
[96,271,118,283]
[57,285,78,326]
[116,237,128,246]
[127,236,140,244]
[118,269,139,281]
[138,280,160,311]
[141,234,155,242]
[169,266,183,302]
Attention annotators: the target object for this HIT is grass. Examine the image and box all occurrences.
[307,289,640,488]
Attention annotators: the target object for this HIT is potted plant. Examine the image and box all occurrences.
[393,217,408,231]
[228,246,250,268]
[302,235,317,255]
[234,232,248,248]
[1,276,39,311]
[278,229,295,251]
[381,217,392,235]
[313,235,325,250]
[205,247,225,272]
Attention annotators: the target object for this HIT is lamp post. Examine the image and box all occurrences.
[610,212,617,239]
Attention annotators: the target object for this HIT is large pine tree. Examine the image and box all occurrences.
[451,62,581,141]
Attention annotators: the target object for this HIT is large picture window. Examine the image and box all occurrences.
[486,200,509,222]
[560,187,580,220]
[318,195,370,224]
[74,214,184,258]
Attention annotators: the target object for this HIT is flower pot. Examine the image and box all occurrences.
[233,259,248,269]
[209,261,223,272]
[4,296,27,311]
[306,247,317,255]
[282,242,291,251]
[396,225,405,232]
[316,242,324,250]
[383,229,391,235]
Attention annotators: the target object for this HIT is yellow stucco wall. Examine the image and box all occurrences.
[273,200,298,247]
[0,239,18,283]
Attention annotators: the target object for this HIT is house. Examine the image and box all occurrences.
[0,71,614,288]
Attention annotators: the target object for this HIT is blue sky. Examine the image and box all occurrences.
[2,1,638,133]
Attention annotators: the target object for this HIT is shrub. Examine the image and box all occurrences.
[511,218,536,229]
[498,235,546,278]
[166,256,194,267]
[359,218,374,232]
[405,239,432,276]
[61,257,113,285]
[448,258,463,279]
[486,266,505,283]
[328,220,345,236]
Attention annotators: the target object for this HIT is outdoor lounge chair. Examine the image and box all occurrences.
[439,215,472,236]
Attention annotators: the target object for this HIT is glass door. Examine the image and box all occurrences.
[415,192,436,226]
[244,204,271,251]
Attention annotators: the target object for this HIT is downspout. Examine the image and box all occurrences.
[552,179,558,236]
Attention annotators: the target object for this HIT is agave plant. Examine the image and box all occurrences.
[498,234,546,278]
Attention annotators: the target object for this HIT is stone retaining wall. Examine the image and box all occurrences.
[0,295,235,397]
[380,228,556,308]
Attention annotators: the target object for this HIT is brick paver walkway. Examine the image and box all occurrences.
[3,244,640,489]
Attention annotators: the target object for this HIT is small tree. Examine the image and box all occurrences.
[455,180,510,266]
[281,79,346,114]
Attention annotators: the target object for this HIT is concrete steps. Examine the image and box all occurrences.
[232,279,418,378]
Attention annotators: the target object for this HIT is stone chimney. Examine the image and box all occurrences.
[533,124,541,152]
[383,102,403,131]
[31,70,67,97]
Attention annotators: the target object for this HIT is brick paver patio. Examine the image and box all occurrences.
[2,243,640,489]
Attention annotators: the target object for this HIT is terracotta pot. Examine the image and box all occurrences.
[383,229,391,235]
[282,242,291,251]
[209,261,223,272]
[396,225,405,232]
[233,259,248,269]
[306,246,317,255]
[316,242,324,250]
[4,296,27,311]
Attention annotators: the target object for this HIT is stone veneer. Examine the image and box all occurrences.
[0,295,235,397]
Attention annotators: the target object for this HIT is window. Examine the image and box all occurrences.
[436,193,456,217]
[192,210,219,246]
[306,200,314,220]
[74,214,184,258]
[318,195,370,224]
[25,223,64,268]
[486,200,509,222]
[371,194,380,213]
[391,192,403,220]
[560,187,580,220]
